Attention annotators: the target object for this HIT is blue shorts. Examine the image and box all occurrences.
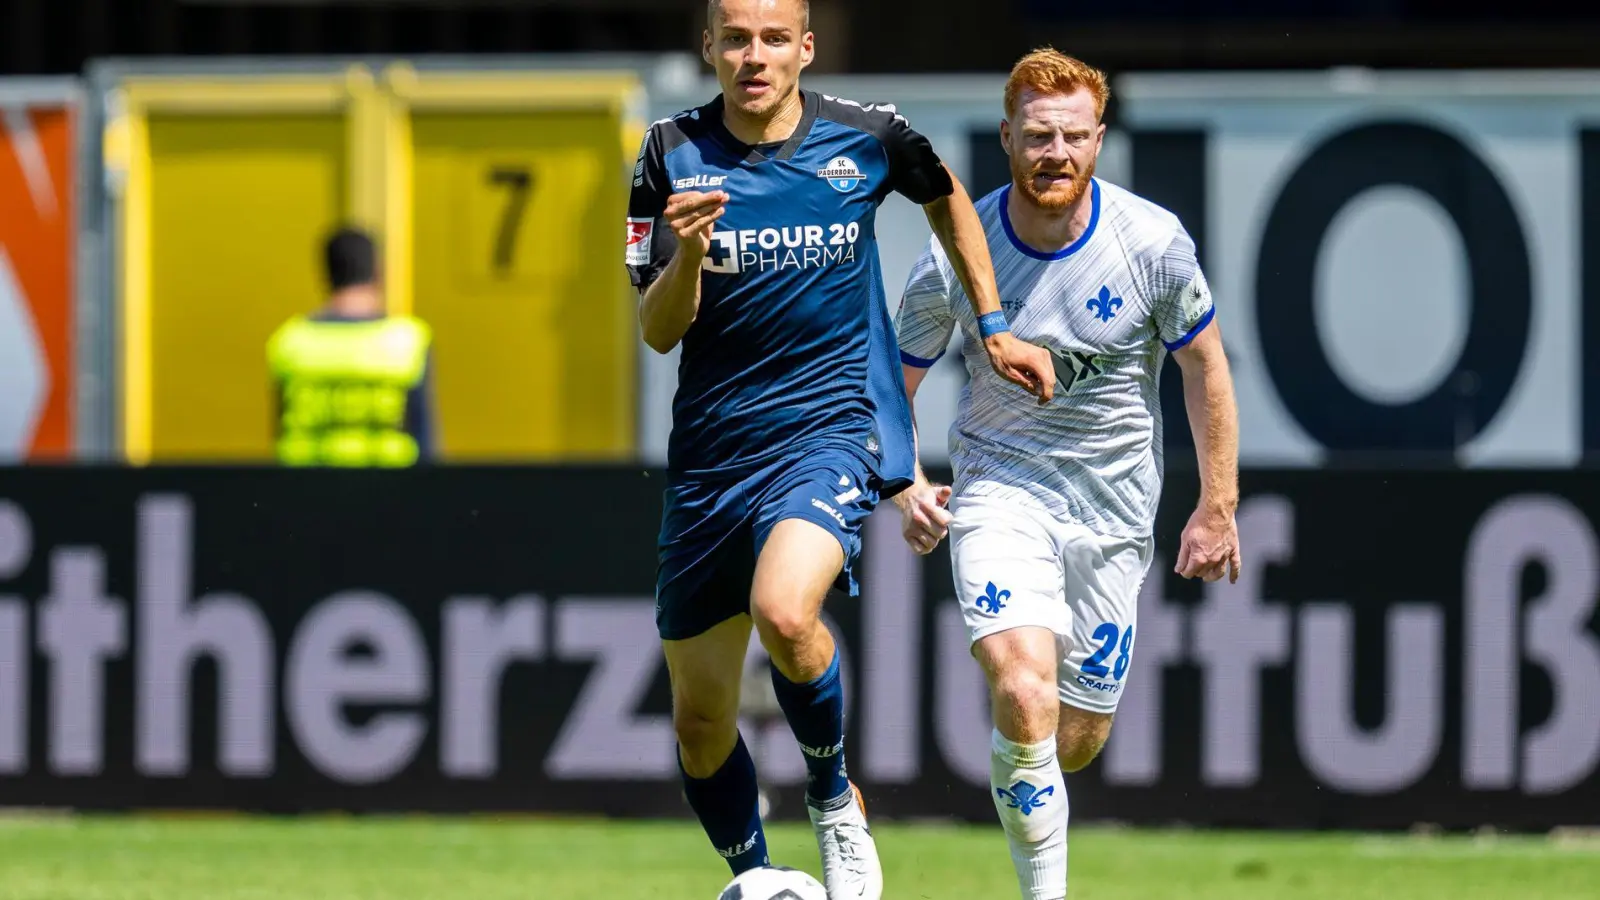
[655,443,883,641]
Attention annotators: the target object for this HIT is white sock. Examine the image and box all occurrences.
[989,728,1068,900]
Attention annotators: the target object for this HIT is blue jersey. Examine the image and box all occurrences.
[626,90,953,496]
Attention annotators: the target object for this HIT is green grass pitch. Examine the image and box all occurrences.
[0,815,1596,899]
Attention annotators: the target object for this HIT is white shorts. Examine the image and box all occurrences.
[949,493,1154,714]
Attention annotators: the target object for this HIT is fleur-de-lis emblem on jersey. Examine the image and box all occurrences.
[976,582,1010,615]
[1087,285,1123,322]
[996,780,1055,815]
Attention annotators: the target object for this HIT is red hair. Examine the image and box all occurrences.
[1004,48,1110,121]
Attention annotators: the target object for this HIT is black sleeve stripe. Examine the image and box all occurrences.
[814,93,905,142]
[626,111,699,291]
[815,94,952,205]
[653,110,700,155]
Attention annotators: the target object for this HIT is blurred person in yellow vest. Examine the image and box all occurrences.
[267,226,437,466]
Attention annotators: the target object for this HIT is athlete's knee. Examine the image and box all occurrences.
[976,629,1059,743]
[1056,708,1114,773]
[751,598,813,652]
[751,604,832,685]
[749,518,840,658]
[990,667,1058,742]
[750,588,829,676]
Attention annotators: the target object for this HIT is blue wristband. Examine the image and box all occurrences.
[978,311,1010,338]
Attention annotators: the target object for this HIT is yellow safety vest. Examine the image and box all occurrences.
[266,315,433,467]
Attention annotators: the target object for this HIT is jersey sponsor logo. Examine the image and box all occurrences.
[818,156,865,193]
[1051,349,1104,394]
[624,218,653,266]
[673,173,727,191]
[1086,285,1124,322]
[701,221,863,275]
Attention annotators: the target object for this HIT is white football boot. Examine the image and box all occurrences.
[807,782,884,900]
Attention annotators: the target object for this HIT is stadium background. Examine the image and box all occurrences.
[0,0,1598,897]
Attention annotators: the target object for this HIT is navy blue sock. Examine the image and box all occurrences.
[770,648,849,804]
[680,732,769,875]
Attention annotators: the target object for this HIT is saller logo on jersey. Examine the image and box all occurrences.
[674,174,728,190]
[702,221,862,274]
[624,218,652,267]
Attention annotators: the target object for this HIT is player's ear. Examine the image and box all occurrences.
[702,30,713,67]
[999,119,1012,157]
[799,30,815,70]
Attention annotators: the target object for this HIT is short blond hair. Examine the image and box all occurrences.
[1004,48,1110,122]
[707,0,810,32]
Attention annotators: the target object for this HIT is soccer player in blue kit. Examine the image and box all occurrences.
[625,0,1055,896]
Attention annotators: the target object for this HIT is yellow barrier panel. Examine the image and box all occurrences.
[385,66,645,461]
[109,70,383,464]
[146,115,346,460]
[108,65,644,464]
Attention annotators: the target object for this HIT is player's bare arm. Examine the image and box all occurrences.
[1173,321,1241,583]
[893,363,953,555]
[923,169,1056,405]
[639,189,729,353]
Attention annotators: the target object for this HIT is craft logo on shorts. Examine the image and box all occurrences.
[818,157,865,193]
[1075,674,1123,694]
[624,218,653,266]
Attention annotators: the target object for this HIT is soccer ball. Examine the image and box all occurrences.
[716,865,827,900]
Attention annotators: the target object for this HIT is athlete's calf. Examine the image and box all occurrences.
[976,627,1070,900]
[663,616,769,873]
[750,518,849,803]
[1057,705,1113,774]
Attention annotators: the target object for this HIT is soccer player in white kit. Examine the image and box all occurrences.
[892,49,1242,899]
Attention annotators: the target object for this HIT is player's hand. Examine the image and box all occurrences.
[896,480,953,555]
[665,190,728,259]
[1175,504,1241,583]
[984,332,1056,405]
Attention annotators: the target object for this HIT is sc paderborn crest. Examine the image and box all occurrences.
[818,156,865,192]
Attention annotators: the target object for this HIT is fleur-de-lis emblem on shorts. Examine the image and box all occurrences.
[1087,285,1123,322]
[996,780,1055,815]
[976,581,1010,615]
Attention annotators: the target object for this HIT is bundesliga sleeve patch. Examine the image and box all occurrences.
[1180,270,1213,323]
[625,218,653,266]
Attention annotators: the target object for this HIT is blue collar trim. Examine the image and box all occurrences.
[999,178,1100,261]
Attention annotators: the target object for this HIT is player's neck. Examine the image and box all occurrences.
[1006,182,1095,254]
[324,286,384,318]
[721,87,805,146]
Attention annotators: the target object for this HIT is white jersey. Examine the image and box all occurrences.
[895,178,1214,539]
